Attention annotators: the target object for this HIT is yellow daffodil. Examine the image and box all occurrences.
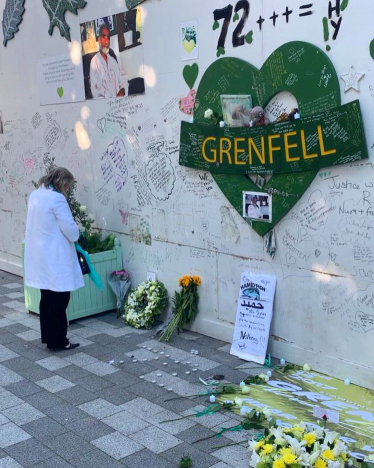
[315,459,327,468]
[280,448,293,457]
[273,460,286,468]
[322,450,335,461]
[283,453,297,465]
[304,432,317,446]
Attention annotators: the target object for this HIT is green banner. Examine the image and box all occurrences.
[218,369,374,458]
[126,0,147,9]
[180,101,367,176]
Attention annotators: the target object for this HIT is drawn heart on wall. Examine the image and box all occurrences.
[57,87,64,98]
[179,89,197,115]
[193,41,341,236]
[276,218,330,277]
[356,311,374,332]
[352,283,374,317]
[97,117,106,133]
[183,63,199,90]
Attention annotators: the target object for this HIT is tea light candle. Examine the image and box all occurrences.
[154,357,159,360]
[280,358,286,365]
[185,371,191,375]
[219,121,225,128]
[294,112,300,119]
[158,383,164,387]
[192,368,198,372]
[266,371,272,378]
[167,388,173,392]
[151,380,156,384]
[344,378,351,386]
[241,385,250,394]
[160,352,165,355]
[174,360,180,364]
[163,362,168,366]
[132,359,137,363]
[139,375,145,379]
[172,373,178,376]
[189,117,194,124]
[240,406,247,416]
[240,381,245,387]
[209,395,216,403]
[156,373,162,377]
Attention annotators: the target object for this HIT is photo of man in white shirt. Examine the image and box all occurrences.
[90,25,125,99]
[247,196,263,219]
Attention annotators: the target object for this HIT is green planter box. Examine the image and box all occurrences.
[22,238,123,322]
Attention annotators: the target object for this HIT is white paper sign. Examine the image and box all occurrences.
[230,272,277,364]
[37,53,86,106]
[313,406,340,424]
[180,20,199,61]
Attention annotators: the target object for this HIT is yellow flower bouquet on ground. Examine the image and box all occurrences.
[159,275,201,342]
[248,423,353,468]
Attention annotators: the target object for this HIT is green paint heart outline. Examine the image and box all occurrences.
[57,86,64,98]
[183,63,199,90]
[193,41,341,236]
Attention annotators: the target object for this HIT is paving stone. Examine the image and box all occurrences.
[103,328,133,337]
[2,357,34,372]
[36,356,71,371]
[0,319,15,328]
[22,417,68,441]
[122,449,174,468]
[104,369,140,387]
[95,385,137,406]
[17,365,54,382]
[1,284,23,290]
[88,333,119,346]
[5,379,43,398]
[102,410,149,435]
[209,463,232,468]
[0,390,24,411]
[32,455,75,468]
[0,423,31,448]
[153,392,199,414]
[92,431,142,460]
[56,385,97,405]
[119,397,165,419]
[126,380,168,401]
[75,374,114,392]
[19,347,51,361]
[211,444,249,468]
[24,391,64,411]
[67,327,100,339]
[79,398,122,419]
[2,402,44,425]
[0,347,19,363]
[147,409,196,435]
[44,432,94,461]
[0,333,21,345]
[0,456,23,467]
[129,425,181,454]
[78,344,109,358]
[0,414,10,425]
[83,361,119,376]
[16,330,41,341]
[69,416,114,442]
[63,352,99,367]
[43,403,87,425]
[71,446,124,468]
[36,375,75,393]
[54,364,91,383]
[3,292,24,300]
[0,364,23,386]
[162,442,219,468]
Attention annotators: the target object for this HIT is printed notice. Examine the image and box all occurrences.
[230,272,277,364]
[37,53,85,105]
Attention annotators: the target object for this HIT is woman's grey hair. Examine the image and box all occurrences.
[38,167,74,194]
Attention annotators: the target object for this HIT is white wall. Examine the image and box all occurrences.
[1,0,374,388]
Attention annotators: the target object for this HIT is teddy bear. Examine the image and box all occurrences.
[249,106,270,127]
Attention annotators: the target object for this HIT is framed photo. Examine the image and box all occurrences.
[221,94,253,127]
[95,16,116,38]
[243,191,272,223]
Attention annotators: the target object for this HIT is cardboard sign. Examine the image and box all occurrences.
[37,53,85,106]
[230,272,276,364]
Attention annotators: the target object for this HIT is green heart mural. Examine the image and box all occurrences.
[183,63,199,90]
[179,41,368,236]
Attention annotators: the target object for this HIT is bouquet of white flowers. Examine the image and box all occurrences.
[123,280,168,329]
[249,423,352,468]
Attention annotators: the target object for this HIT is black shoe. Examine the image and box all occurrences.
[49,342,80,351]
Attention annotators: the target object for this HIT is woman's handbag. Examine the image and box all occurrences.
[77,250,90,275]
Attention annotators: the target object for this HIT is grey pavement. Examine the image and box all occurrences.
[0,270,258,468]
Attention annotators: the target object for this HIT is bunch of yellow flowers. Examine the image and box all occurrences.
[248,423,352,468]
[178,275,201,288]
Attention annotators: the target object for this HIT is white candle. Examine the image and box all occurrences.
[266,371,272,378]
[219,121,225,128]
[209,395,216,403]
[280,358,286,365]
[189,117,194,124]
[240,381,245,387]
[344,378,351,386]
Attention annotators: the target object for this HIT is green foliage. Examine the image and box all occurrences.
[244,375,267,385]
[78,231,115,254]
[179,456,193,468]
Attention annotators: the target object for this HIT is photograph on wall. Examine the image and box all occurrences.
[180,19,199,61]
[243,191,272,222]
[221,94,253,127]
[80,9,145,100]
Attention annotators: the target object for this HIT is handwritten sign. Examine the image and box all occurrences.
[230,272,276,364]
[36,53,85,106]
[180,101,367,176]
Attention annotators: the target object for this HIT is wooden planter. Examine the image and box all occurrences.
[22,238,123,321]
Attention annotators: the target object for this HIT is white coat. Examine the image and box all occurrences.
[24,186,84,292]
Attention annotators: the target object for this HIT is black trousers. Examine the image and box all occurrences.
[39,289,70,349]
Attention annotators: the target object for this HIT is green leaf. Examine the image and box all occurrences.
[2,0,26,47]
[245,30,253,44]
[42,0,87,41]
[233,12,239,22]
[213,20,219,30]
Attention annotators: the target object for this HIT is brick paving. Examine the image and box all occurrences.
[0,270,258,468]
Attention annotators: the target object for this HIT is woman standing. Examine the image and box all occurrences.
[25,168,83,350]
